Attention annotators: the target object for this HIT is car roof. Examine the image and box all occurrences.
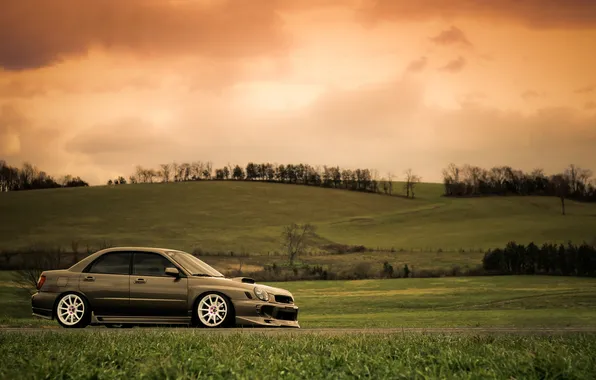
[67,246,187,272]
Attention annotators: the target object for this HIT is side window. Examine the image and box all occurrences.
[87,252,131,275]
[133,253,175,277]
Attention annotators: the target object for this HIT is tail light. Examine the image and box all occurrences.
[36,275,46,290]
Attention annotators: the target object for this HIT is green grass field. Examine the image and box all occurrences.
[3,274,596,329]
[1,181,595,254]
[1,331,595,379]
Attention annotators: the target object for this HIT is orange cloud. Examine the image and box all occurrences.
[0,0,290,70]
[439,56,466,73]
[406,57,428,73]
[361,0,596,29]
[430,26,472,47]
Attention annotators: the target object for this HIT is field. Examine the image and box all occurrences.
[1,181,595,255]
[3,274,596,328]
[1,330,595,379]
[2,274,596,378]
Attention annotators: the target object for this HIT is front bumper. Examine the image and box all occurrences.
[233,300,300,328]
[31,291,58,320]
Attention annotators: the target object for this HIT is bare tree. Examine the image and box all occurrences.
[171,162,179,182]
[11,251,63,296]
[160,163,171,183]
[71,240,80,264]
[404,169,421,198]
[551,173,570,215]
[387,172,394,195]
[281,223,317,266]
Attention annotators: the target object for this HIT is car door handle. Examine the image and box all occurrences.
[134,278,146,284]
[83,276,95,282]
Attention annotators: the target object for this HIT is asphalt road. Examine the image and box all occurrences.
[2,327,596,334]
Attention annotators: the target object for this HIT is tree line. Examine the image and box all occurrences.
[124,161,422,198]
[482,241,596,277]
[0,160,88,192]
[442,163,596,202]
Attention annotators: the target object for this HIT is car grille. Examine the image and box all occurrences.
[259,305,298,321]
[274,295,293,304]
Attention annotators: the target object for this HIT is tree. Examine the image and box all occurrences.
[160,163,171,183]
[246,162,257,180]
[232,165,245,180]
[551,173,570,215]
[404,169,421,198]
[387,172,394,196]
[280,223,316,266]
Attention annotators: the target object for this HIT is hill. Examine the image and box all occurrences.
[0,180,595,253]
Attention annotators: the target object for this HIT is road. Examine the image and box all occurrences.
[2,327,596,334]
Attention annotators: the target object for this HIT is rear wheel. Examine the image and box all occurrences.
[55,293,91,328]
[195,293,233,328]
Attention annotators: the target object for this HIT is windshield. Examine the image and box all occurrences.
[165,250,224,277]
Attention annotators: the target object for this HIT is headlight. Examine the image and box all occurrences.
[254,286,269,301]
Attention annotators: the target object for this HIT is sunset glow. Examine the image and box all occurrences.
[1,0,595,184]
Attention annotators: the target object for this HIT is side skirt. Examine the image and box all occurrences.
[92,314,192,325]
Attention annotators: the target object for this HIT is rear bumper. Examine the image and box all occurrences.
[234,300,300,328]
[31,292,58,320]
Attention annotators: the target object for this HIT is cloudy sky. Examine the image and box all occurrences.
[1,0,595,185]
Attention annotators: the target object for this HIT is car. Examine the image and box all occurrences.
[31,247,300,329]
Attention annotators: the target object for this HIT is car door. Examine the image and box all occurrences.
[128,251,188,316]
[78,251,131,316]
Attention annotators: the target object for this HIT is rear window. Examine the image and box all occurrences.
[87,252,131,275]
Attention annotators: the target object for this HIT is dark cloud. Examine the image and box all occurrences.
[430,26,472,47]
[439,56,466,73]
[0,0,290,70]
[360,0,596,29]
[405,56,428,73]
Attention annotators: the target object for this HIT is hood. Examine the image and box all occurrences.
[229,277,256,284]
[223,277,294,298]
[188,275,294,298]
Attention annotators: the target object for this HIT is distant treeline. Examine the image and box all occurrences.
[125,161,422,197]
[442,163,596,202]
[0,160,88,192]
[483,241,596,277]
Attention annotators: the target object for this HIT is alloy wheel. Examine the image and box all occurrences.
[197,294,228,327]
[56,293,88,327]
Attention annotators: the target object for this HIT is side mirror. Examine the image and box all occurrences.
[165,267,180,277]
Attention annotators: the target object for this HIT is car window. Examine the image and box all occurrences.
[87,252,131,275]
[133,252,175,277]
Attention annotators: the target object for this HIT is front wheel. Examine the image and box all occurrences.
[55,293,91,328]
[195,293,234,328]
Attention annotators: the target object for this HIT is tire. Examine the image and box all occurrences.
[194,293,234,328]
[54,293,91,328]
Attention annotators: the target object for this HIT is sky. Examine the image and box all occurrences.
[1,0,595,185]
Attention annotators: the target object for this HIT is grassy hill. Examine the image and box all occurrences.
[1,180,595,254]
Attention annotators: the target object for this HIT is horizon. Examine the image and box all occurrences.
[1,0,596,186]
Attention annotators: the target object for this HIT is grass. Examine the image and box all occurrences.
[1,180,595,253]
[3,275,596,328]
[1,331,595,379]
